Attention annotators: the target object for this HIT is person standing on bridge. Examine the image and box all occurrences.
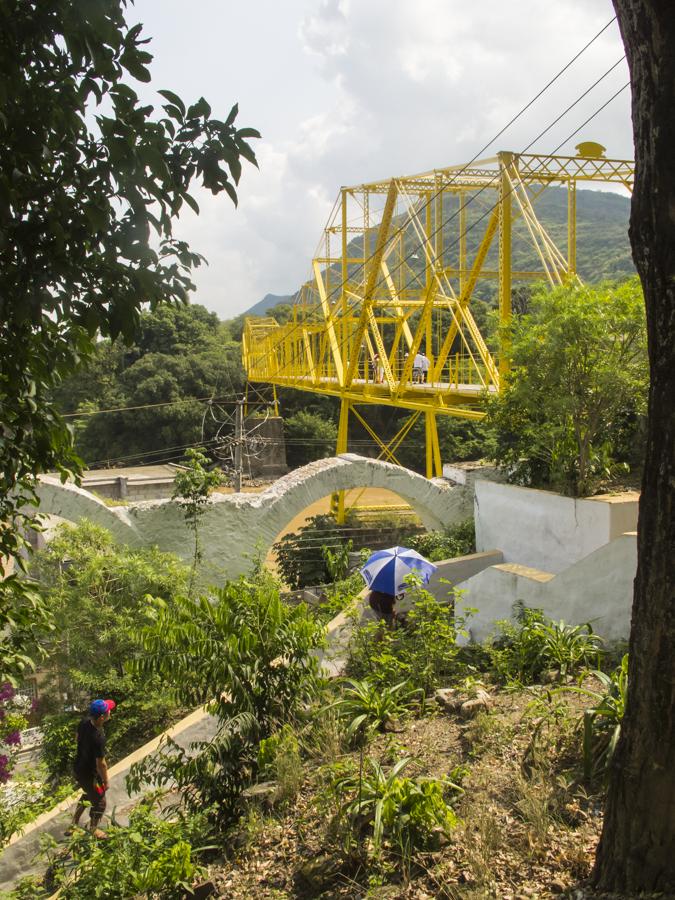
[69,698,115,838]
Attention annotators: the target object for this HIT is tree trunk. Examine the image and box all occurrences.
[593,1,675,892]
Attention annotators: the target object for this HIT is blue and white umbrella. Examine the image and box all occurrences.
[359,546,437,596]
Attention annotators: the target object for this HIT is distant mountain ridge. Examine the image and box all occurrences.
[243,293,293,318]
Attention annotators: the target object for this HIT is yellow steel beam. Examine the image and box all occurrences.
[344,181,398,389]
[243,149,635,467]
[313,259,345,386]
[432,206,500,382]
[498,151,513,378]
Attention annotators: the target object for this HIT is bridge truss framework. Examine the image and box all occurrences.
[243,149,633,516]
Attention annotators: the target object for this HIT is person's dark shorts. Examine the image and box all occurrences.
[74,772,106,820]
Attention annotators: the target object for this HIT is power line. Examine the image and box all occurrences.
[62,394,264,419]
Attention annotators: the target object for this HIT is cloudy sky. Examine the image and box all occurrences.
[132,0,632,319]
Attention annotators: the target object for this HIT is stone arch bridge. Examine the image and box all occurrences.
[36,454,473,581]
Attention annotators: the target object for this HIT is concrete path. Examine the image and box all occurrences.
[0,708,218,892]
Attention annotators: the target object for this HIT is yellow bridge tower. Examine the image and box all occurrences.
[243,148,633,509]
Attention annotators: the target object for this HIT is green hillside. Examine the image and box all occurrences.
[249,186,632,313]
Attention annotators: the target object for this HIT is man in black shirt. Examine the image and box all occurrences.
[70,698,116,837]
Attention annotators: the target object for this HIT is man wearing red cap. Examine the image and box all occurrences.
[70,698,116,837]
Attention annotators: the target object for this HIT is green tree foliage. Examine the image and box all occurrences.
[56,304,246,465]
[172,447,224,594]
[487,278,648,495]
[0,0,258,682]
[284,410,338,468]
[30,521,190,773]
[129,573,325,826]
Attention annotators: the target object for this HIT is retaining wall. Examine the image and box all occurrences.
[455,532,637,644]
[474,480,639,574]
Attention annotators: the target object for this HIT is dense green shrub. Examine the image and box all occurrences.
[128,572,325,827]
[28,799,208,899]
[488,603,603,684]
[347,583,470,694]
[407,518,476,562]
[329,757,459,869]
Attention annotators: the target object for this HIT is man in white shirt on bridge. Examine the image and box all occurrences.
[413,352,431,383]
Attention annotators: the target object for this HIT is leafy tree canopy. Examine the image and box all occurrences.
[56,303,246,466]
[31,519,190,770]
[0,0,258,682]
[487,278,648,496]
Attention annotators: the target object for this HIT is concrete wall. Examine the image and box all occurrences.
[85,476,176,502]
[36,455,476,583]
[455,532,637,644]
[474,480,638,575]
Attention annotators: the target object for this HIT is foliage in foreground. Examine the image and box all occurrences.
[0,0,258,683]
[128,573,325,827]
[329,679,420,745]
[0,771,73,850]
[347,583,471,695]
[488,603,604,684]
[566,654,628,785]
[9,798,208,900]
[328,757,459,870]
[487,278,648,496]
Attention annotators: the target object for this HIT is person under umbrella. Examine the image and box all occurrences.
[360,546,437,626]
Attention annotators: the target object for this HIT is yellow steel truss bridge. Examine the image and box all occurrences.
[243,147,633,497]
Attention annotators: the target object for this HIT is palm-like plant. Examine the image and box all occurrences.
[578,654,628,782]
[331,756,459,867]
[329,679,420,744]
[528,619,604,678]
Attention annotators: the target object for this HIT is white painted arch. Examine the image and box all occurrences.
[36,455,473,581]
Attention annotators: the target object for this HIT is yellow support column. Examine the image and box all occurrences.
[567,179,577,278]
[425,411,442,478]
[498,152,513,378]
[332,398,351,524]
[459,191,467,296]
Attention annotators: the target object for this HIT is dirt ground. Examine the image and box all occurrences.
[206,681,637,900]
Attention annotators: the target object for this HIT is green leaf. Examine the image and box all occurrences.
[158,89,186,115]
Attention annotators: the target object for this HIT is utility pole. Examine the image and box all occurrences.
[233,399,244,492]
